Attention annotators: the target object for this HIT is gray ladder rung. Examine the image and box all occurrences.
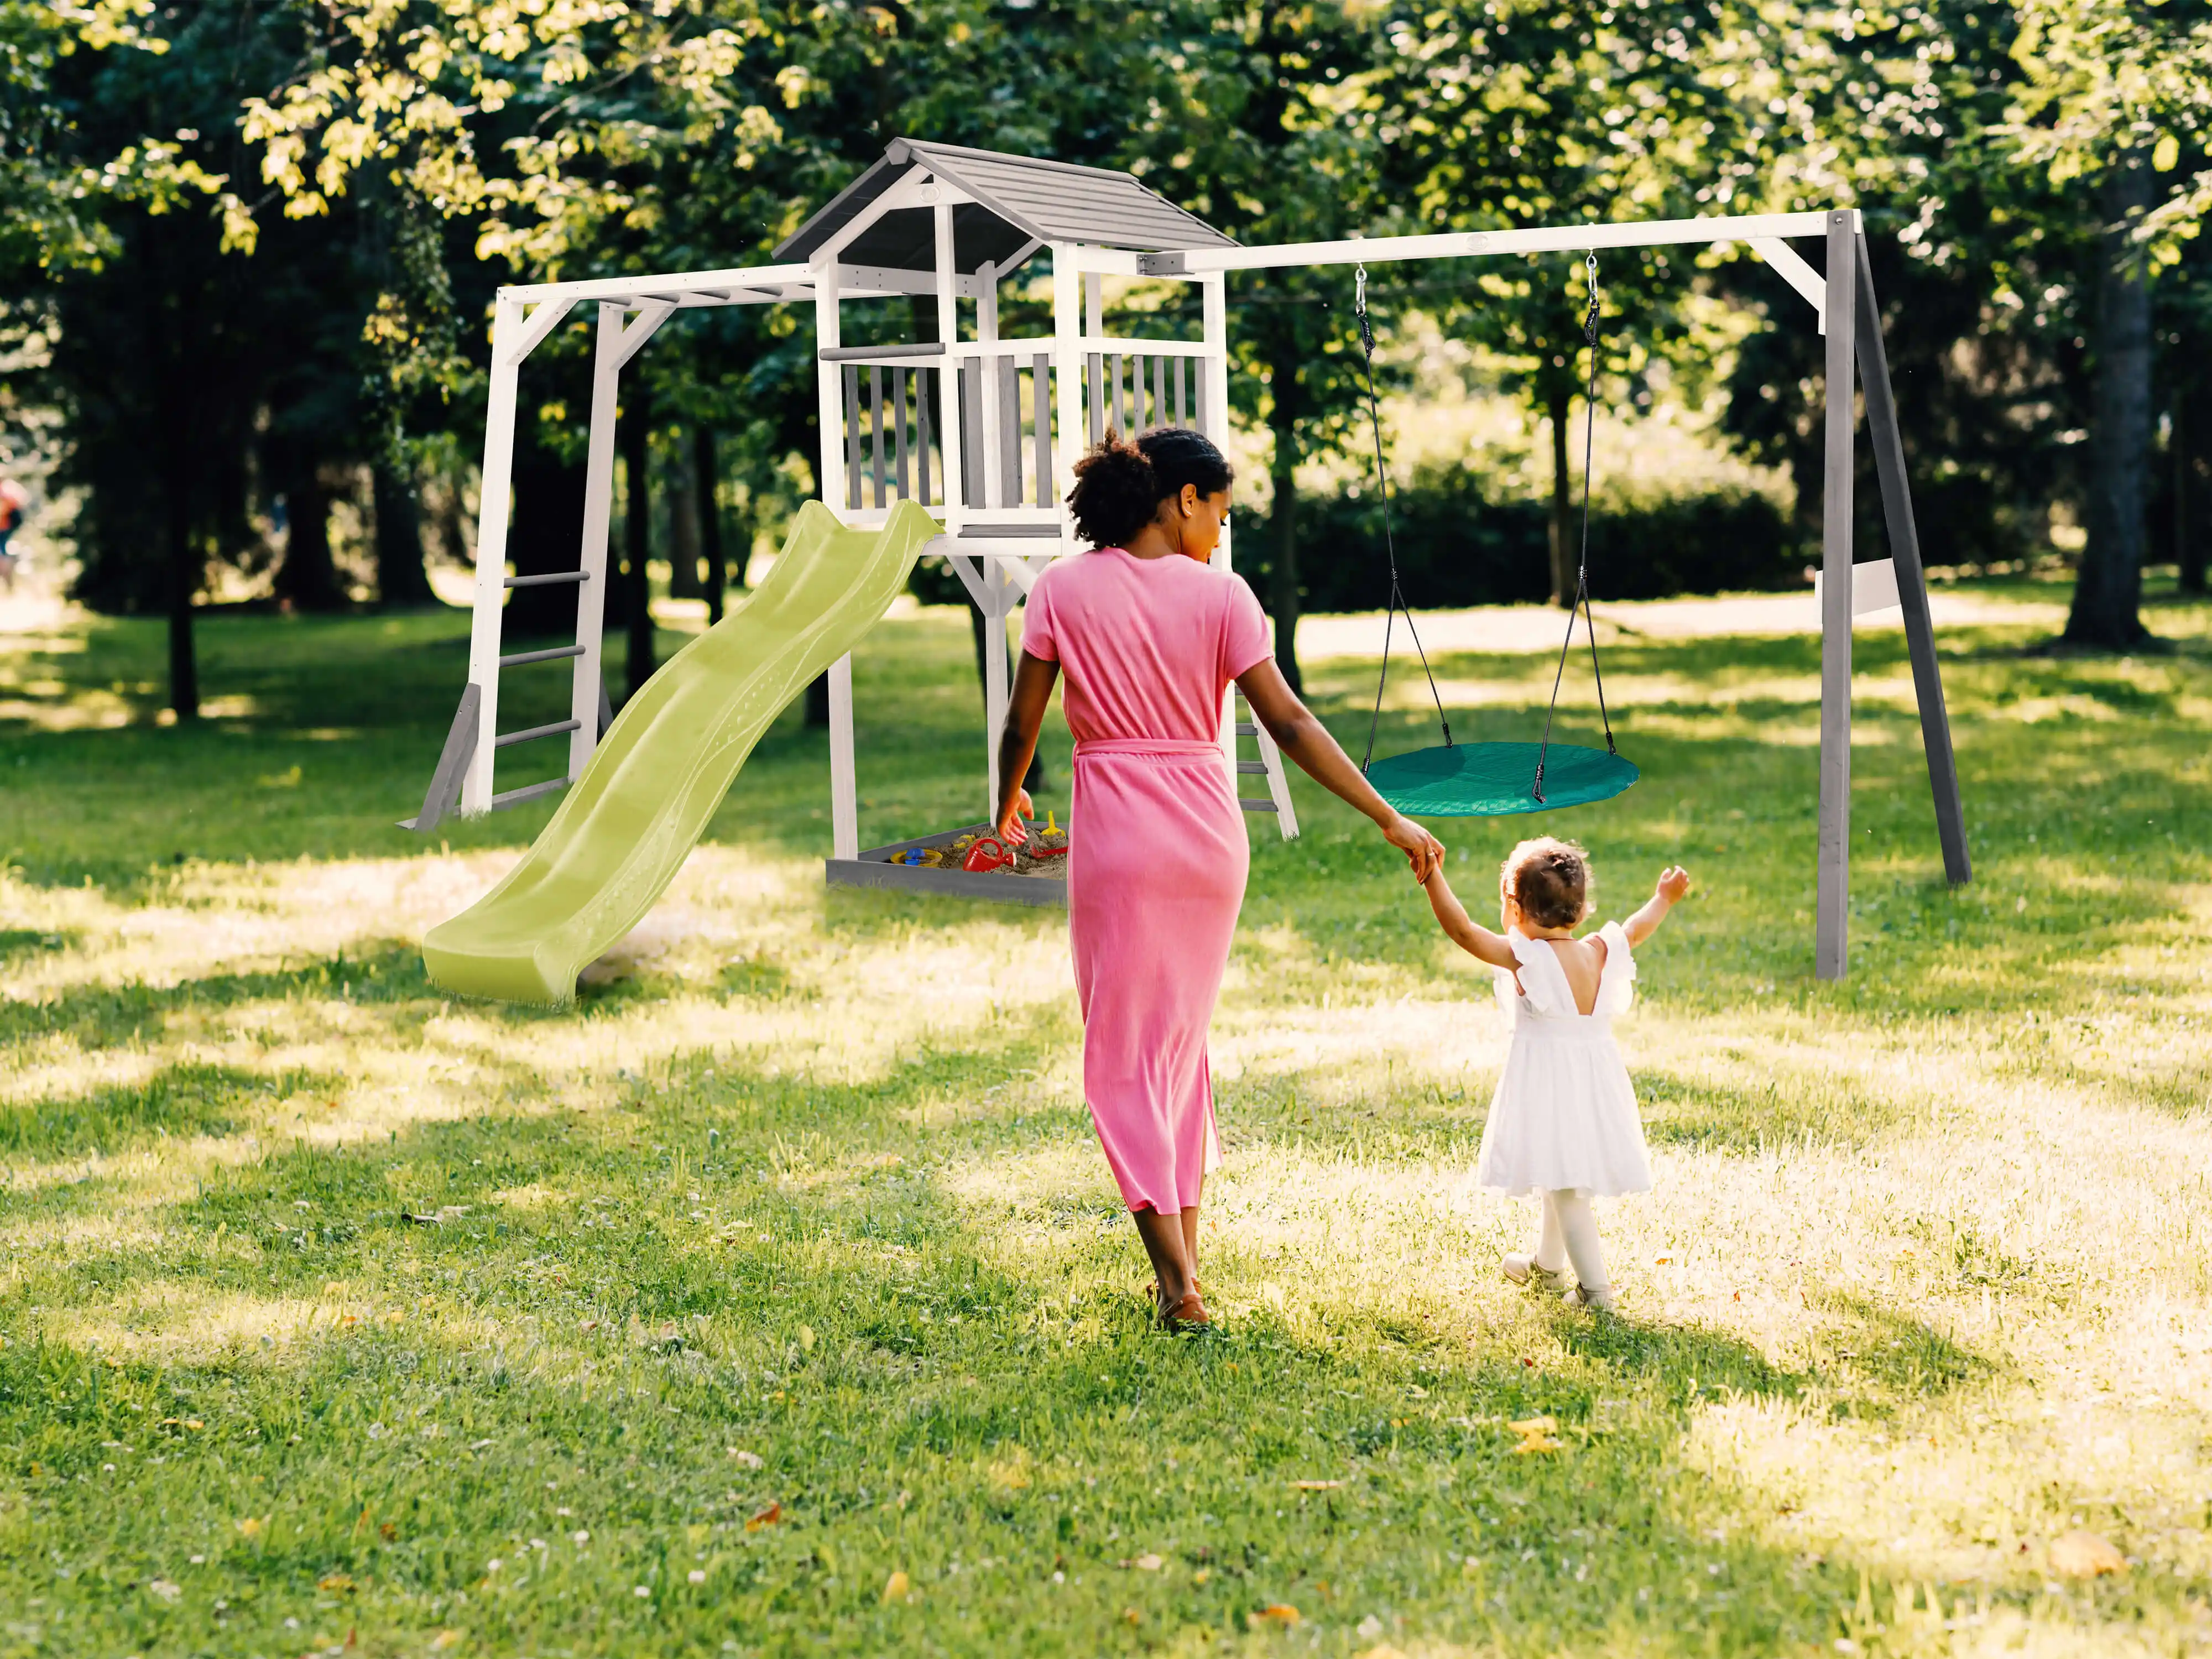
[1235,760,1269,773]
[1235,722,1259,736]
[1240,798,1280,813]
[494,718,582,749]
[490,776,570,810]
[505,571,589,589]
[499,644,585,667]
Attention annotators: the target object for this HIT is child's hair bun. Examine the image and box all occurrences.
[1501,837,1592,930]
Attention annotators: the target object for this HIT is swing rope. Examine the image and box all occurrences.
[1532,251,1619,805]
[1353,264,1453,774]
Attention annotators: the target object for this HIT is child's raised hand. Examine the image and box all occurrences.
[1655,865,1692,904]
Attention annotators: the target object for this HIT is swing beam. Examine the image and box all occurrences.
[1151,207,1971,982]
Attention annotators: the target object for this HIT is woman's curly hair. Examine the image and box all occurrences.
[1065,426,1234,549]
[1500,837,1592,930]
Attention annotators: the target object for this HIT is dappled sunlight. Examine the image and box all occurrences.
[4,585,2210,1653]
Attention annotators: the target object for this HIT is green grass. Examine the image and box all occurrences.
[1,577,2209,1657]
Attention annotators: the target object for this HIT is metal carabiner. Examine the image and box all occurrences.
[1354,263,1369,317]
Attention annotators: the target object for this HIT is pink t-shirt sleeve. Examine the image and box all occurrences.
[1218,573,1272,680]
[1020,571,1059,662]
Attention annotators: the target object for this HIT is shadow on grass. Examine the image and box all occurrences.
[0,941,439,1051]
[0,1061,341,1162]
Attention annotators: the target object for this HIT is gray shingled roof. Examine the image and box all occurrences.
[775,138,1236,273]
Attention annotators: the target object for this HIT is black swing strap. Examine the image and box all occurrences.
[1353,264,1453,774]
[1533,251,1620,804]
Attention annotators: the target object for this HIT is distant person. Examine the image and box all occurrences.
[1420,838,1691,1311]
[0,478,26,592]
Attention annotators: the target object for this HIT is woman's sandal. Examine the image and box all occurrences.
[1157,1289,1212,1332]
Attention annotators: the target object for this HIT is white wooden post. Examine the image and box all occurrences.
[1051,244,1084,541]
[1816,208,1858,980]
[462,295,526,813]
[933,199,964,531]
[1201,273,1240,802]
[567,302,625,778]
[810,259,862,859]
[814,260,846,514]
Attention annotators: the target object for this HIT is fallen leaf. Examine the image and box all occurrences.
[380,1312,404,1326]
[882,1569,911,1604]
[379,1522,399,1542]
[429,1632,462,1651]
[1249,1604,1302,1627]
[147,1578,182,1601]
[798,1325,816,1352]
[236,1516,265,1539]
[1133,1553,1164,1571]
[1193,1568,1212,1585]
[2050,1530,2126,1578]
[339,1314,360,1328]
[1507,1416,1558,1437]
[1513,1436,1564,1455]
[1290,1480,1343,1491]
[320,1573,356,1593]
[1651,1253,1675,1267]
[1122,1608,1141,1625]
[727,1448,764,1469]
[747,1501,783,1531]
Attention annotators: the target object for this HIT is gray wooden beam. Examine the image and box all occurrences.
[401,683,481,833]
[1854,233,1971,887]
[1817,210,1857,981]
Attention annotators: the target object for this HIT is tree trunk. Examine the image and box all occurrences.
[373,458,436,607]
[275,469,345,611]
[623,380,654,699]
[2065,156,2156,648]
[696,425,726,624]
[667,427,702,598]
[2178,388,2208,597]
[165,466,199,719]
[1267,339,1304,694]
[1547,379,1573,608]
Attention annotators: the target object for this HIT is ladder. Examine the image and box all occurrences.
[1232,689,1299,837]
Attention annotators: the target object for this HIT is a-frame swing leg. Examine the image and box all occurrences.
[1816,211,1857,981]
[1853,233,1971,889]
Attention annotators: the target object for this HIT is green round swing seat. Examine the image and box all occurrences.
[1365,740,1638,818]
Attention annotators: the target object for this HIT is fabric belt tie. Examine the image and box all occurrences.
[1074,739,1222,758]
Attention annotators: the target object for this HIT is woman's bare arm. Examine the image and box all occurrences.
[1235,657,1443,881]
[1421,865,1519,968]
[993,649,1061,842]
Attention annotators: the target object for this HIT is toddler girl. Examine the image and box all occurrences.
[1421,838,1690,1310]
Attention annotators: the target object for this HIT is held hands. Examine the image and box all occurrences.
[1654,865,1692,905]
[1381,813,1446,883]
[997,788,1035,847]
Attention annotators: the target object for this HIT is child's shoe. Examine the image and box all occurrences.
[1502,1253,1573,1293]
[1563,1282,1617,1312]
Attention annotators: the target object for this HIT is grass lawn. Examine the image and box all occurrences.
[1,576,2209,1657]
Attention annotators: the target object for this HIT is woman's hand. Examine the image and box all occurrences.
[1380,812,1444,882]
[997,788,1035,846]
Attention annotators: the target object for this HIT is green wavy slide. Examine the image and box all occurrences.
[423,499,941,1004]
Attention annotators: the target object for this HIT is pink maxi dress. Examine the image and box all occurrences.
[1019,548,1272,1214]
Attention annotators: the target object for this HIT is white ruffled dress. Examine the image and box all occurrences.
[1474,922,1653,1198]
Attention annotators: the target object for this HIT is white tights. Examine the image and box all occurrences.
[1532,1188,1610,1296]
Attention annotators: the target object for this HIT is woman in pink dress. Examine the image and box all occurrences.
[994,428,1444,1330]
